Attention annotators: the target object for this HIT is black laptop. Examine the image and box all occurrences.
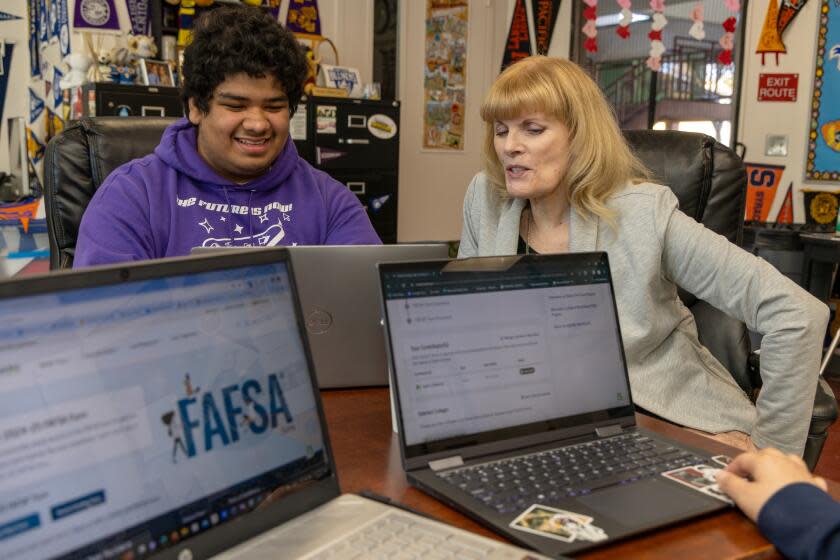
[378,253,731,557]
[0,249,549,559]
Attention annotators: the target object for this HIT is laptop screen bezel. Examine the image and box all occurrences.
[0,249,341,560]
[378,252,637,471]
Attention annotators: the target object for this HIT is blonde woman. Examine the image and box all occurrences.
[458,56,827,456]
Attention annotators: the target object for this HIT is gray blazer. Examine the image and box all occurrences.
[459,173,828,455]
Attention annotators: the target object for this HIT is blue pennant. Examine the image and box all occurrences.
[29,88,45,123]
[0,11,23,22]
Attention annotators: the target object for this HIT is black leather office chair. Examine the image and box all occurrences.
[624,129,837,469]
[44,116,176,269]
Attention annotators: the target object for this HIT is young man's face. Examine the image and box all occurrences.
[188,73,290,184]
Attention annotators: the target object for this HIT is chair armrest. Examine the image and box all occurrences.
[812,378,839,435]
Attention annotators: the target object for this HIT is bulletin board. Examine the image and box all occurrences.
[806,0,840,182]
[423,0,468,151]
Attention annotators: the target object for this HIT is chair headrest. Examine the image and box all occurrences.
[44,117,176,268]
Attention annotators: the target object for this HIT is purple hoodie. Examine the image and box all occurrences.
[74,118,380,267]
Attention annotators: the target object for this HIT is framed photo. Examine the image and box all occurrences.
[139,59,175,87]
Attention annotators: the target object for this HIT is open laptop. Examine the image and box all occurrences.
[378,253,731,557]
[0,249,548,560]
[193,244,450,388]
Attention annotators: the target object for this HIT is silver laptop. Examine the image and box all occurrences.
[193,244,450,388]
[378,253,730,557]
[0,249,548,560]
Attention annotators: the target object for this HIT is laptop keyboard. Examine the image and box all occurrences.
[307,510,521,560]
[436,432,705,514]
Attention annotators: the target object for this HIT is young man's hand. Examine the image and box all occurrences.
[716,448,828,522]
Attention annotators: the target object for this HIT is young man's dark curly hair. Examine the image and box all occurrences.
[181,5,308,115]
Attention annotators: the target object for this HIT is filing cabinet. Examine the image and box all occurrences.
[292,97,400,243]
[79,83,183,118]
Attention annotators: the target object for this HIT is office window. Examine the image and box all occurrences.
[572,0,745,147]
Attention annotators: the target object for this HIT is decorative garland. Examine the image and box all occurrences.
[688,2,705,40]
[719,0,740,65]
[616,0,631,39]
[582,0,598,53]
[646,0,667,70]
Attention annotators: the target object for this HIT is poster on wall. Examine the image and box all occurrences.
[423,0,468,151]
[806,0,840,181]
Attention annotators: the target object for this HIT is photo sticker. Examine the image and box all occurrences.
[509,504,607,544]
[661,464,733,505]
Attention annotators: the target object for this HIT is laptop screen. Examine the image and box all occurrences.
[380,253,634,459]
[0,258,328,559]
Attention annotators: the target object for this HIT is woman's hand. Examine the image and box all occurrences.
[716,448,827,522]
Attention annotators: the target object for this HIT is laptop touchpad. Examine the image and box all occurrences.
[578,480,712,529]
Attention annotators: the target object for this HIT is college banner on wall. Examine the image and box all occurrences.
[73,0,121,33]
[531,0,561,55]
[806,0,840,181]
[57,0,70,56]
[28,0,41,78]
[0,44,12,128]
[502,0,532,70]
[744,162,785,222]
[774,182,794,223]
[37,0,48,42]
[126,0,151,36]
[423,0,468,151]
[286,0,322,38]
[29,88,44,123]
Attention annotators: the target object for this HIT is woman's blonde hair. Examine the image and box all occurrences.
[480,56,650,221]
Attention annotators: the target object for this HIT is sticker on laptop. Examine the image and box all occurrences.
[711,455,733,467]
[509,504,608,543]
[660,464,733,504]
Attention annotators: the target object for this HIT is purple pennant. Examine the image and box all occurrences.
[73,0,121,32]
[126,0,151,36]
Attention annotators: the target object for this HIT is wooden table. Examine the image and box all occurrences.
[321,388,840,560]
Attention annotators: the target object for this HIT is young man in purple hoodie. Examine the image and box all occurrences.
[74,6,380,268]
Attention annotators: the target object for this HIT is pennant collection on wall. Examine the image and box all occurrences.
[502,0,562,65]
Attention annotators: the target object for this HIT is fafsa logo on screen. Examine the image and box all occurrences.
[161,372,294,463]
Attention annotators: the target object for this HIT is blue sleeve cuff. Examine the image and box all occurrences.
[758,483,840,560]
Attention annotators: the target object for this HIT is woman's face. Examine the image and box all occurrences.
[493,113,571,201]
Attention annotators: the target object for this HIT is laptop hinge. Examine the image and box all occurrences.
[428,456,464,472]
[595,424,624,438]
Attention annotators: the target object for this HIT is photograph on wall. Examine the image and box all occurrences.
[806,0,840,181]
[423,0,468,151]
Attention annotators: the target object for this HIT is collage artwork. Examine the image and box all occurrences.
[423,0,468,151]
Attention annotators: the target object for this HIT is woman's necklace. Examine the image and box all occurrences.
[525,208,532,255]
[524,206,568,255]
